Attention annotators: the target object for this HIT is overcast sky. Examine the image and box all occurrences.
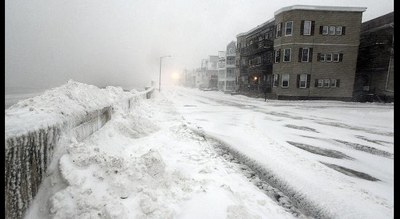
[5,0,393,91]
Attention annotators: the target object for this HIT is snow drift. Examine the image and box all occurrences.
[4,80,154,219]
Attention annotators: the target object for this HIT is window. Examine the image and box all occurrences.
[283,48,291,62]
[273,74,279,87]
[282,74,289,88]
[326,54,332,62]
[333,53,340,62]
[319,53,326,62]
[329,26,336,35]
[336,26,342,35]
[331,79,337,87]
[303,21,312,35]
[299,74,308,88]
[322,26,329,35]
[285,21,293,36]
[301,48,310,62]
[274,50,280,63]
[324,79,330,87]
[276,23,282,38]
[318,79,324,87]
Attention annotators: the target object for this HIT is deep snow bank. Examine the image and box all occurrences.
[5,80,154,219]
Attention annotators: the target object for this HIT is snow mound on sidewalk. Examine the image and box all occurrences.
[5,80,134,137]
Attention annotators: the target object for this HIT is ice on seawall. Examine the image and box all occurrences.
[5,126,61,219]
[4,84,155,219]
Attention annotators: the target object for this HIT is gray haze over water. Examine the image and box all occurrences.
[5,0,393,93]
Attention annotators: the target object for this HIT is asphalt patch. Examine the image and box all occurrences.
[320,162,380,181]
[287,141,353,159]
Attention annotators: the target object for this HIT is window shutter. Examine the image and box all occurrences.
[297,74,300,88]
[342,27,346,35]
[339,53,344,62]
[307,74,311,88]
[315,79,318,87]
[300,20,304,35]
[311,21,315,35]
[317,53,321,61]
[298,48,303,62]
[309,48,313,62]
[319,26,323,34]
[336,79,340,87]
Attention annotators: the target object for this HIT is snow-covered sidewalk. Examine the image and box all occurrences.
[24,88,295,218]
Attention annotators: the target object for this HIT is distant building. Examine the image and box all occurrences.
[198,56,218,89]
[354,12,394,102]
[183,69,196,88]
[217,51,226,91]
[225,41,237,92]
[207,56,219,89]
[236,19,275,97]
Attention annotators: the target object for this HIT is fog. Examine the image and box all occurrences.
[5,0,393,91]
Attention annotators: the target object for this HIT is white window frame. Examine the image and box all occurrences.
[283,48,291,62]
[324,79,331,87]
[322,26,329,35]
[301,48,310,62]
[303,21,312,35]
[299,74,308,88]
[326,53,332,62]
[333,53,340,62]
[318,79,324,87]
[329,26,336,35]
[285,21,293,36]
[320,53,326,62]
[336,26,343,35]
[331,79,337,87]
[281,74,290,88]
[273,74,279,87]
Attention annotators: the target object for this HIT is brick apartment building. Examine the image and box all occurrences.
[236,18,275,97]
[237,5,367,100]
[354,11,394,102]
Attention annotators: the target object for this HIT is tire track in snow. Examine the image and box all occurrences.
[189,127,333,219]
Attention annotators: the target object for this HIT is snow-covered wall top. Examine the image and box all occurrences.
[5,80,140,141]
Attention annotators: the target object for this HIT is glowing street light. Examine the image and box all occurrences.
[159,55,171,92]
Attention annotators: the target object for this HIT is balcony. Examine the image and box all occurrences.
[239,40,274,57]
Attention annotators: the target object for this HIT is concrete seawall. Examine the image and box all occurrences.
[5,87,155,219]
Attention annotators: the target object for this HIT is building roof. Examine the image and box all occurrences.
[361,11,394,32]
[236,17,275,38]
[274,5,367,16]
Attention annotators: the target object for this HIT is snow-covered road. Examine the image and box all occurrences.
[163,87,394,218]
[23,84,393,219]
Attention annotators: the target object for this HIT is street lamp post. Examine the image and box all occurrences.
[159,55,171,92]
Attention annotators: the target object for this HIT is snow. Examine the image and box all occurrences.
[5,80,135,139]
[10,83,392,218]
